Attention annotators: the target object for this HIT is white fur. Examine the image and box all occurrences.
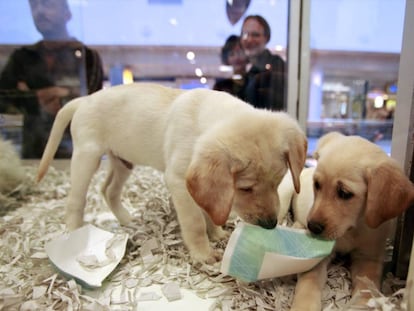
[37,83,307,263]
[277,167,315,228]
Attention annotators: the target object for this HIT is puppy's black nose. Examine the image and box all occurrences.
[308,221,325,235]
[257,218,277,229]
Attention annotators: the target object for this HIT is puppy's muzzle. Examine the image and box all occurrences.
[308,221,325,235]
[257,218,277,229]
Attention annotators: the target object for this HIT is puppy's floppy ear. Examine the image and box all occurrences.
[286,131,307,193]
[186,147,238,226]
[365,160,414,228]
[313,131,344,160]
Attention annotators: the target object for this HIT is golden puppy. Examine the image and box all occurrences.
[37,83,307,263]
[290,132,414,310]
[0,135,24,195]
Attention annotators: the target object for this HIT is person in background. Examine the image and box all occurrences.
[0,0,103,158]
[213,35,248,99]
[240,15,286,111]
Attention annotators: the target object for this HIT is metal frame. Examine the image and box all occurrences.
[287,0,310,129]
[391,0,414,308]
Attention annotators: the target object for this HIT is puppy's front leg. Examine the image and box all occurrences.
[175,191,221,264]
[290,257,330,311]
[349,256,383,305]
[166,174,220,264]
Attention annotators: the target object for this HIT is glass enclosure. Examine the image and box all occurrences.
[306,0,404,155]
[0,0,412,291]
[0,0,405,158]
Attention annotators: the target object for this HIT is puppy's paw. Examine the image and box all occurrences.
[191,248,222,265]
[114,208,133,226]
[205,249,223,265]
[65,216,84,231]
[290,302,321,311]
[348,291,373,307]
[208,226,229,242]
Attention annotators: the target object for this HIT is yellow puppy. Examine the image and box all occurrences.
[0,136,24,195]
[37,83,307,263]
[290,132,414,310]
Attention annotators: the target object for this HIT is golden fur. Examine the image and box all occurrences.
[0,136,24,195]
[37,83,307,263]
[290,132,414,310]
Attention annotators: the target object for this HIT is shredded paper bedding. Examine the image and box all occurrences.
[0,164,408,310]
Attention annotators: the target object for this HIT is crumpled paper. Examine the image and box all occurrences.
[45,224,128,287]
[221,222,335,282]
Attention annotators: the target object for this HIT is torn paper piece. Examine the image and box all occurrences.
[45,224,128,287]
[32,286,47,299]
[221,223,335,282]
[161,282,182,302]
[124,278,139,289]
[138,292,162,301]
[140,238,159,265]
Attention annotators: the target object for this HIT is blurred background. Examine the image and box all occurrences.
[0,0,406,154]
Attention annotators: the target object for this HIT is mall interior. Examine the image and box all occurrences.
[0,0,406,155]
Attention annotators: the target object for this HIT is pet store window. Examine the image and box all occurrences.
[0,0,290,157]
[304,0,405,155]
[297,0,413,297]
[0,0,413,308]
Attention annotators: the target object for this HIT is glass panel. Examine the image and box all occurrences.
[307,0,405,155]
[0,0,290,158]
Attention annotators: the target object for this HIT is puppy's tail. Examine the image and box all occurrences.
[36,98,82,182]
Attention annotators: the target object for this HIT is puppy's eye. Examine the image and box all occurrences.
[239,187,253,193]
[314,180,321,191]
[337,188,353,200]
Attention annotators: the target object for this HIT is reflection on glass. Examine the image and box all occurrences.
[0,0,404,158]
[0,0,103,158]
[307,0,404,155]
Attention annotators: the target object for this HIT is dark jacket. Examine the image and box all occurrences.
[244,49,286,111]
[0,40,103,158]
[213,76,246,100]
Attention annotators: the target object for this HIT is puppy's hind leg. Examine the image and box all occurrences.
[101,153,133,226]
[66,148,102,230]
